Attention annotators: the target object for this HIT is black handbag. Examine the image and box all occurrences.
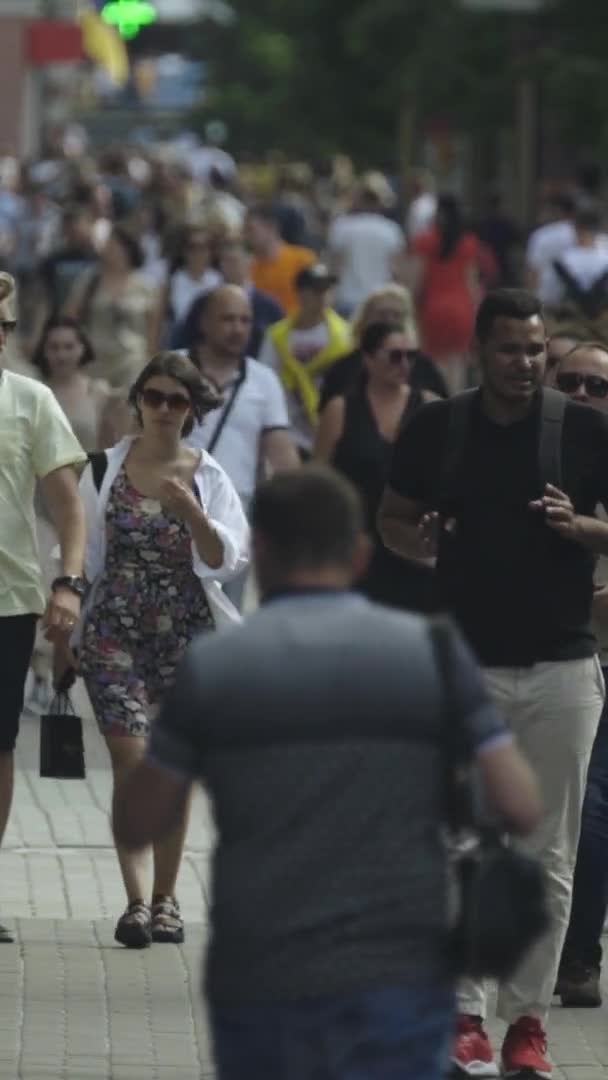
[40,690,86,780]
[429,618,550,979]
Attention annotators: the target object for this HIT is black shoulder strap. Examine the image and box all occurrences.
[437,389,477,503]
[553,258,583,303]
[207,361,247,454]
[586,269,608,319]
[538,387,565,491]
[87,451,108,493]
[428,617,475,830]
[553,258,608,318]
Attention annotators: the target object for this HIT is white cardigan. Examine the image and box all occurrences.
[76,436,249,638]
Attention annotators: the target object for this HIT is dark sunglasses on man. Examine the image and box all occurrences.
[556,372,608,399]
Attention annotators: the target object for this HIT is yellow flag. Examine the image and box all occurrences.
[79,9,129,87]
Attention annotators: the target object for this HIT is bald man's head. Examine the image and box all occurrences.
[201,284,253,362]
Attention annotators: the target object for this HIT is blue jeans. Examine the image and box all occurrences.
[562,667,608,970]
[211,979,455,1080]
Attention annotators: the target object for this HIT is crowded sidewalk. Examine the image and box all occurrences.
[0,691,605,1079]
[0,685,215,1080]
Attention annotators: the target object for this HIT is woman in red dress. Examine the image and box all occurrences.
[407,194,485,394]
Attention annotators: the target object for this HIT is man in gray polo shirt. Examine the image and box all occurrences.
[114,467,540,1080]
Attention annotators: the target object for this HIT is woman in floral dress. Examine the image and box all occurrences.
[71,352,248,948]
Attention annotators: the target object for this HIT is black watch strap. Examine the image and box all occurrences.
[51,575,86,598]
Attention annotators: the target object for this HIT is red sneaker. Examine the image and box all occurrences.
[450,1014,498,1077]
[502,1016,552,1078]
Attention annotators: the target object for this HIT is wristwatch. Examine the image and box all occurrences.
[51,575,87,599]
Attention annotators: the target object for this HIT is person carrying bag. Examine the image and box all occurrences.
[430,616,549,980]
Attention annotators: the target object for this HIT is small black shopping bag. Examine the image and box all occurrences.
[39,691,85,780]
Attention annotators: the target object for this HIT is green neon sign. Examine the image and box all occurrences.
[101,0,157,39]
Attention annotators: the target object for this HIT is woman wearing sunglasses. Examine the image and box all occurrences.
[64,352,248,950]
[314,321,438,607]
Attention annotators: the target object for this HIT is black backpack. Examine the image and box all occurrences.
[437,386,566,506]
[553,258,608,320]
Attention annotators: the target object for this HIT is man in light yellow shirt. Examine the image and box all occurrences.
[0,274,87,943]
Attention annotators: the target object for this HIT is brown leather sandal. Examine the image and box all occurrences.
[151,895,184,944]
[114,900,152,949]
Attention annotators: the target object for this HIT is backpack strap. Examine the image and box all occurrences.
[437,386,565,503]
[553,258,608,319]
[585,269,608,320]
[553,258,584,306]
[538,387,565,491]
[87,451,108,493]
[437,389,477,504]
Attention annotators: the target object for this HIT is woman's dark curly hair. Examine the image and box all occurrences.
[32,315,95,377]
[128,351,223,438]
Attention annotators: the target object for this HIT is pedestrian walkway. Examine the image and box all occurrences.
[0,692,215,1080]
[0,694,607,1079]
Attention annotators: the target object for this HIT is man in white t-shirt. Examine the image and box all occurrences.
[186,286,299,500]
[554,206,608,311]
[525,193,577,308]
[327,176,403,315]
[186,285,299,606]
[0,274,87,943]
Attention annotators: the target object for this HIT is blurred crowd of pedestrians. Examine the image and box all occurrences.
[2,133,608,1080]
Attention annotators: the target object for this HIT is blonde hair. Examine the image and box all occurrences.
[351,283,419,347]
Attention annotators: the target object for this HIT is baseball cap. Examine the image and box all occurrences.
[295,263,338,291]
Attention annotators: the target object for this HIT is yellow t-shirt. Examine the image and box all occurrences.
[0,370,87,617]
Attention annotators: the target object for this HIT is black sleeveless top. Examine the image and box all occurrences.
[333,382,423,536]
[332,382,438,613]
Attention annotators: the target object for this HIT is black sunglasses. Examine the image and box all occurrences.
[0,320,16,334]
[140,388,191,412]
[386,348,415,365]
[556,372,608,399]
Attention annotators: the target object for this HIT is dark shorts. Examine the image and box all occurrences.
[0,615,37,753]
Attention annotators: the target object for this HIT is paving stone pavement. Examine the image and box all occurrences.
[0,687,607,1079]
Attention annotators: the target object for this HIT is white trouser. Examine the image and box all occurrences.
[457,656,605,1026]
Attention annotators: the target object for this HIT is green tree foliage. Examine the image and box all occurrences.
[195,0,608,164]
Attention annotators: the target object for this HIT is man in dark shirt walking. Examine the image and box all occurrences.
[379,289,608,1079]
[114,467,540,1080]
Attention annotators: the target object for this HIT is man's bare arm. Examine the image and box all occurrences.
[377,485,430,562]
[476,740,542,836]
[261,429,301,473]
[40,465,85,578]
[40,466,86,641]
